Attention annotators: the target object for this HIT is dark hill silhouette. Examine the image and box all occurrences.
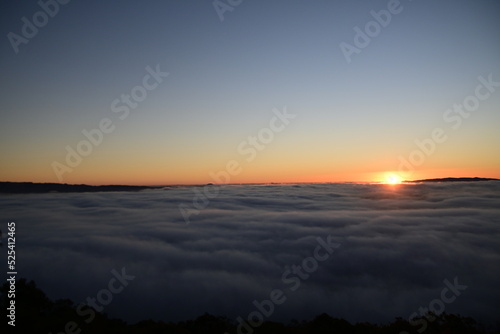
[405,177,499,183]
[0,182,162,194]
[1,279,497,334]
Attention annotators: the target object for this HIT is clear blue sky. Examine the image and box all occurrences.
[1,0,499,184]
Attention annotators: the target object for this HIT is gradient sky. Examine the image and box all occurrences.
[1,0,499,185]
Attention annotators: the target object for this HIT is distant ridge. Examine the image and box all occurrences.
[404,177,499,183]
[0,182,161,194]
[2,178,499,193]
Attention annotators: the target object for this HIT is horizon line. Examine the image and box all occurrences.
[1,176,499,188]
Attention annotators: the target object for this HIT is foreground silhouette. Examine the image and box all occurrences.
[1,279,498,334]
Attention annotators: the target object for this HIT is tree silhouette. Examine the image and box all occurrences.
[1,279,498,334]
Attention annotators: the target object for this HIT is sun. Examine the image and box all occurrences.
[385,174,402,185]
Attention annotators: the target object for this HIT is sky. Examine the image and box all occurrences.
[1,0,499,185]
[2,182,499,325]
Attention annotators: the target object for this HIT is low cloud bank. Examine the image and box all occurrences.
[1,182,499,325]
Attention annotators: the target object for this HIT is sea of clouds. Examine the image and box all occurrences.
[1,182,499,326]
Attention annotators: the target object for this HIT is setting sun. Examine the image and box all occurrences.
[386,174,402,185]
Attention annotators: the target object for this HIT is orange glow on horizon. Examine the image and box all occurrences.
[1,161,499,186]
[384,174,402,185]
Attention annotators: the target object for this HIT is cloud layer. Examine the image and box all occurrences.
[1,182,499,325]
